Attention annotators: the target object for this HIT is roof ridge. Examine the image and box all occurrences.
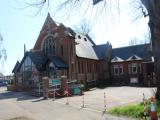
[113,43,150,50]
[95,43,107,46]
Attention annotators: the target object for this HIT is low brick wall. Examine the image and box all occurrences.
[7,85,32,91]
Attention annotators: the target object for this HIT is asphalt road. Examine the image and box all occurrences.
[0,86,155,120]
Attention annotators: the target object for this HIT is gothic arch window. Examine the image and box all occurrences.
[42,36,55,55]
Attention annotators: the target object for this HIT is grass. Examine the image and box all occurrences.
[7,116,33,120]
[107,100,160,119]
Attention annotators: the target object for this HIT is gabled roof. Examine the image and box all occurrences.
[12,61,20,73]
[18,51,47,71]
[41,13,57,33]
[111,44,151,62]
[65,27,76,38]
[111,56,124,63]
[16,51,68,72]
[48,56,68,69]
[28,52,47,71]
[93,44,109,60]
[127,55,143,61]
[33,13,58,50]
[32,13,110,61]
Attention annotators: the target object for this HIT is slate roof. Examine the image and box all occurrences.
[111,44,151,62]
[18,51,47,71]
[12,61,20,73]
[17,51,68,72]
[93,44,109,60]
[66,28,110,60]
[28,52,47,71]
[75,33,99,60]
[48,56,68,69]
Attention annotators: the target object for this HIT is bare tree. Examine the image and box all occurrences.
[129,32,150,46]
[0,33,7,69]
[129,38,139,46]
[141,0,160,100]
[74,19,93,35]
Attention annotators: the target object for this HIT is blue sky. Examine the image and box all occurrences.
[0,0,149,75]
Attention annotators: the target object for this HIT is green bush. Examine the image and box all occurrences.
[108,100,160,119]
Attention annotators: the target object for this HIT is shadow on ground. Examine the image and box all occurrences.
[0,89,38,101]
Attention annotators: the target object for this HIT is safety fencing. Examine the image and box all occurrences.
[40,77,159,116]
[143,94,158,120]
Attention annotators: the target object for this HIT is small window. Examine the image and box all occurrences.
[119,65,124,75]
[128,63,138,74]
[132,63,137,74]
[113,65,119,75]
[78,62,81,73]
[81,62,84,73]
[78,35,81,39]
[138,64,141,73]
[61,45,63,56]
[113,64,123,75]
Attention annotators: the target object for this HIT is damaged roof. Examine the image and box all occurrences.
[17,51,68,72]
[48,56,68,69]
[75,33,99,60]
[18,51,47,71]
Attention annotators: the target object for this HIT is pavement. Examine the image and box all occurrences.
[0,86,155,120]
[55,86,155,111]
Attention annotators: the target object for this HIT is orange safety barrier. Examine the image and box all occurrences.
[150,96,158,120]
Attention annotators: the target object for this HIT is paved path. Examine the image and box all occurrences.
[0,86,155,120]
[56,86,155,111]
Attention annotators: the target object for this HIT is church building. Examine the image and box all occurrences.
[12,13,112,90]
[12,13,154,92]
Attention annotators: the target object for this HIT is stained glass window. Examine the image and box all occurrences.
[42,36,55,55]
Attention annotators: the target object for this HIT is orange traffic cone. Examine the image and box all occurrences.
[150,96,158,120]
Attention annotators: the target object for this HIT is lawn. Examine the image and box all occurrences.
[107,100,160,119]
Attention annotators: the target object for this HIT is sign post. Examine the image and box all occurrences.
[66,89,69,105]
[103,92,106,114]
[81,93,85,108]
[143,93,147,120]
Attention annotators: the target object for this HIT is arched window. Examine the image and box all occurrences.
[42,36,55,55]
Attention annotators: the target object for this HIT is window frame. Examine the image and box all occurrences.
[113,64,124,75]
[128,63,141,74]
[42,36,55,55]
[113,65,119,75]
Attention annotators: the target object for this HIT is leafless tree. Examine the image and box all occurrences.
[73,19,93,35]
[141,0,160,100]
[0,33,7,69]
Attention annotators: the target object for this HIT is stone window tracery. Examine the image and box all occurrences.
[42,36,55,55]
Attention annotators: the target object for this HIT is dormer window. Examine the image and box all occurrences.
[42,36,55,55]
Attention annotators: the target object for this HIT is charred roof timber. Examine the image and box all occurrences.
[93,0,103,5]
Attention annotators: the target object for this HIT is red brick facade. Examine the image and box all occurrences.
[12,13,154,91]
